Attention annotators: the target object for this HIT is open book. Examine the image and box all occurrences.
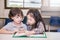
[14,33,27,37]
[13,32,47,38]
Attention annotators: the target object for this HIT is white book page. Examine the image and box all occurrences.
[14,33,45,37]
[15,33,26,36]
[29,34,45,37]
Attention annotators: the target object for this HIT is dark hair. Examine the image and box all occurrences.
[9,8,23,20]
[27,9,46,31]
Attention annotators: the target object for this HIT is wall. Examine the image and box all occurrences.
[0,0,60,18]
[0,0,60,30]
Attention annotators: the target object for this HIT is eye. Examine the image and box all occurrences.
[20,16,22,18]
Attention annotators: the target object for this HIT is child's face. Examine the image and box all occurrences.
[27,13,36,25]
[11,14,23,24]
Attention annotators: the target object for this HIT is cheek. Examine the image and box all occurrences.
[31,19,35,24]
[27,18,35,25]
[13,18,22,23]
[13,19,18,22]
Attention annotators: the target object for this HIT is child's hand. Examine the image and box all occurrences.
[18,28,25,33]
[25,31,35,36]
[18,30,25,33]
[13,29,19,33]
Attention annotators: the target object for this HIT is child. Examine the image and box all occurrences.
[0,8,27,34]
[26,9,46,35]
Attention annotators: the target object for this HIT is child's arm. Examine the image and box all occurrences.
[25,31,35,36]
[0,28,15,34]
[32,22,45,34]
[25,22,44,35]
[0,22,19,34]
[0,28,19,34]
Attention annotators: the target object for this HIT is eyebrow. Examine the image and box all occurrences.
[29,13,34,18]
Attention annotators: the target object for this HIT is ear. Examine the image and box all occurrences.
[11,17,14,20]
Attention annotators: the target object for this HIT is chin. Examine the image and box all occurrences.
[16,22,20,24]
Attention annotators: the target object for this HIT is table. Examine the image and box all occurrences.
[0,32,60,40]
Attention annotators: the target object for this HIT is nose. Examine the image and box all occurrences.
[18,17,22,21]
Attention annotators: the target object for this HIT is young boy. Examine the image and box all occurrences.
[0,8,27,34]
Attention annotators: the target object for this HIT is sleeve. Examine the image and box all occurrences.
[3,22,13,31]
[33,22,45,34]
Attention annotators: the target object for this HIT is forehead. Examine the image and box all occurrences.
[15,14,22,17]
[27,13,34,17]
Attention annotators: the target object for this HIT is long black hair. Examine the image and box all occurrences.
[27,9,46,31]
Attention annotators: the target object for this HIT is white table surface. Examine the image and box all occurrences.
[0,32,60,40]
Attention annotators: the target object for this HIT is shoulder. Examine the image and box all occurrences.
[21,22,27,26]
[7,22,13,24]
[37,22,43,26]
[21,22,27,30]
[4,22,13,27]
[37,22,44,28]
[2,22,16,31]
[6,22,13,26]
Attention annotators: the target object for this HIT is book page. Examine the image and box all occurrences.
[14,33,26,36]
